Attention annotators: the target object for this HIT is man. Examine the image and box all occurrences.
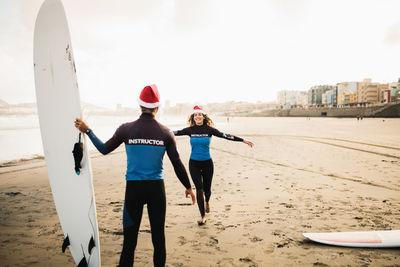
[74,84,196,267]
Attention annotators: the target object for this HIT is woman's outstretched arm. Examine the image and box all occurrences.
[211,127,254,147]
[173,127,191,136]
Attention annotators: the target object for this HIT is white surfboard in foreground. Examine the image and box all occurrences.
[303,230,400,248]
[34,0,100,266]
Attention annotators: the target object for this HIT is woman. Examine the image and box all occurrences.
[174,106,253,225]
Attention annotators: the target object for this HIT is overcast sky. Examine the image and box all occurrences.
[1,0,400,108]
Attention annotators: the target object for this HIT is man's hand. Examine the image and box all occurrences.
[185,188,196,205]
[74,118,90,133]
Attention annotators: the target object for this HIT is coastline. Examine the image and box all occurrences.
[238,103,400,118]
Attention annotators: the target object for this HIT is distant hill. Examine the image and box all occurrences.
[0,99,9,107]
[0,101,37,115]
[81,102,111,113]
[0,100,139,116]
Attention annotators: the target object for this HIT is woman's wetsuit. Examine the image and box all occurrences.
[174,124,243,217]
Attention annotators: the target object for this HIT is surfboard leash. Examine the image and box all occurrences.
[72,133,83,175]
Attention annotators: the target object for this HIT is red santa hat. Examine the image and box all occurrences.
[193,105,206,114]
[138,84,160,108]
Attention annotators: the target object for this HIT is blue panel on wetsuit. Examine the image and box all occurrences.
[125,145,166,180]
[190,136,211,161]
[123,202,133,228]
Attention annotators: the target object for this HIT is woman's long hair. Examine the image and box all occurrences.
[187,113,214,127]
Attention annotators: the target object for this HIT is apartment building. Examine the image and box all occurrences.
[357,79,389,104]
[322,88,338,106]
[298,91,308,107]
[308,85,337,106]
[338,82,358,106]
[278,90,301,108]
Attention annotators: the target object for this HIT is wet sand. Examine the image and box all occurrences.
[1,117,399,266]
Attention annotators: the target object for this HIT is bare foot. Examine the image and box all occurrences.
[205,202,210,213]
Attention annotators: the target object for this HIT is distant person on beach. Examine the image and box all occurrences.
[173,106,254,225]
[74,85,196,267]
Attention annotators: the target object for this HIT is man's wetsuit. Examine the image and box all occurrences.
[86,113,191,267]
[174,124,243,217]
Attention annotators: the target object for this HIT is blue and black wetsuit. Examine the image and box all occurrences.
[86,113,191,267]
[174,124,243,217]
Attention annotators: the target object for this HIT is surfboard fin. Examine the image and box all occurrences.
[72,133,83,175]
[77,256,88,267]
[88,236,95,254]
[62,235,70,253]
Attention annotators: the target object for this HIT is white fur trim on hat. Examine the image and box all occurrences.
[137,98,160,108]
[193,106,206,114]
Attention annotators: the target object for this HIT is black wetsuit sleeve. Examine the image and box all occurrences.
[165,131,191,189]
[104,125,125,152]
[173,127,191,136]
[210,127,244,142]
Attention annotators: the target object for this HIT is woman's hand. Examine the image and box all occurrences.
[185,187,196,205]
[74,118,90,133]
[244,140,254,148]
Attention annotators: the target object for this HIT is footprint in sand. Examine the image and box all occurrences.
[177,236,187,246]
[207,236,219,246]
[239,256,257,265]
[109,201,122,206]
[213,222,226,232]
[5,192,22,196]
[217,258,234,266]
[249,236,263,242]
[279,202,295,209]
[175,203,191,206]
[264,245,275,254]
[224,205,231,211]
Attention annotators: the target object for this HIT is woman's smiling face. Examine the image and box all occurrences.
[193,112,204,126]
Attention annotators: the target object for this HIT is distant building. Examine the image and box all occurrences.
[357,79,374,104]
[298,91,308,107]
[383,90,391,104]
[277,90,305,108]
[343,92,357,105]
[379,83,389,104]
[356,79,388,105]
[364,83,379,103]
[308,85,336,106]
[277,91,286,107]
[322,91,327,105]
[389,78,400,102]
[275,77,398,110]
[337,82,358,107]
[323,88,338,106]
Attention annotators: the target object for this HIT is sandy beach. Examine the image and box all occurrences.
[1,117,399,266]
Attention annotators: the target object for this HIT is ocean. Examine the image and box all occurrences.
[1,114,399,166]
[0,114,188,165]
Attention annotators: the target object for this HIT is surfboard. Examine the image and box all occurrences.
[33,0,101,266]
[303,230,400,248]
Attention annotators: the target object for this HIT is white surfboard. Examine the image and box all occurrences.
[34,0,100,266]
[303,230,400,248]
